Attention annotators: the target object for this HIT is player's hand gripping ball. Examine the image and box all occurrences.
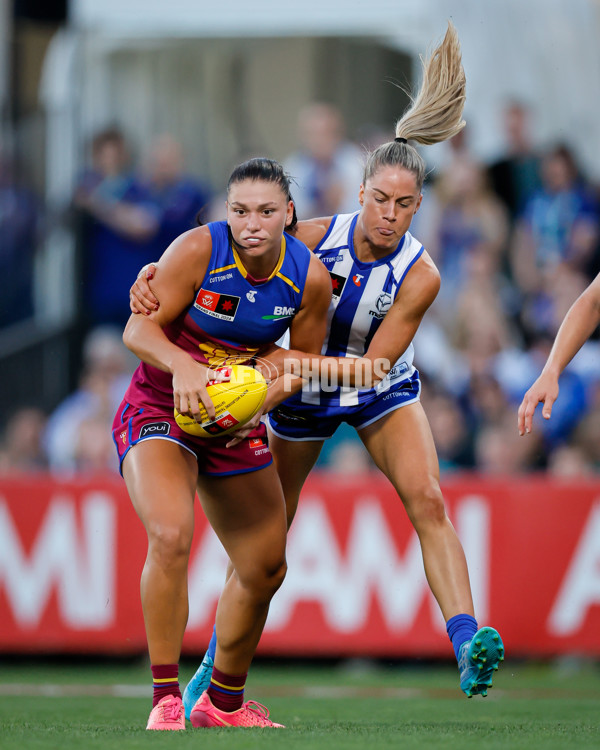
[174,364,267,438]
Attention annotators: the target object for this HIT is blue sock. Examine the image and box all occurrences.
[207,624,217,660]
[446,614,478,661]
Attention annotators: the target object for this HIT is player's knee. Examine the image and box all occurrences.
[406,482,447,530]
[239,556,287,602]
[267,558,288,596]
[147,522,193,569]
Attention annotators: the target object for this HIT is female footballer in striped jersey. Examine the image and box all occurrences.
[130,23,504,714]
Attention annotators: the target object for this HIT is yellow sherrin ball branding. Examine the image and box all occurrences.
[174,365,267,438]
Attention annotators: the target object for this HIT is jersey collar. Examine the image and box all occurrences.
[231,235,286,283]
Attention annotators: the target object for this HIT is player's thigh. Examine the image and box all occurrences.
[358,401,440,497]
[197,464,287,573]
[123,438,198,538]
[268,428,324,527]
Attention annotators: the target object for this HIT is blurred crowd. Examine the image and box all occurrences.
[1,100,600,477]
[72,128,213,332]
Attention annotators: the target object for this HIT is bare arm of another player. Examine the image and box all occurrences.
[123,227,221,421]
[517,272,600,436]
[128,217,334,315]
[130,262,160,314]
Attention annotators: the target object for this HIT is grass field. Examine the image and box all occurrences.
[1,657,599,750]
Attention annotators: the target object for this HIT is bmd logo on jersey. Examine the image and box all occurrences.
[329,272,347,298]
[194,288,240,321]
[262,306,296,320]
[369,292,393,319]
[139,422,171,438]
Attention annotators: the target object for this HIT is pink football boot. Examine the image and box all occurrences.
[190,691,284,728]
[146,695,185,730]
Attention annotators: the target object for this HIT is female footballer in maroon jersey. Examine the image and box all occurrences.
[115,157,331,730]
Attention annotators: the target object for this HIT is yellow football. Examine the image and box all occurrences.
[174,364,267,438]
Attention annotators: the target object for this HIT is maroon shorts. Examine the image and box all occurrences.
[112,399,272,477]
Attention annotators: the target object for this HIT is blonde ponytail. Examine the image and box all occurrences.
[364,22,466,190]
[395,21,466,144]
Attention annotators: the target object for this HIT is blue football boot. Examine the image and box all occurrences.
[183,650,214,720]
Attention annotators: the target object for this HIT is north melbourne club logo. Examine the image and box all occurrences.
[369,292,393,319]
[194,288,240,321]
[375,292,392,313]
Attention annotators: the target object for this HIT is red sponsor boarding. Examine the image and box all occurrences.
[1,473,599,656]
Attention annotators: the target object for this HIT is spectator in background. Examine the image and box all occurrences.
[518,263,589,345]
[475,417,540,474]
[0,407,48,473]
[510,144,599,300]
[72,413,120,475]
[466,373,511,434]
[424,389,474,472]
[571,403,600,472]
[425,157,510,324]
[143,134,213,252]
[283,102,364,218]
[44,325,135,475]
[488,100,542,219]
[411,126,474,245]
[510,144,600,358]
[0,144,41,327]
[451,246,520,378]
[546,444,595,477]
[73,126,159,331]
[426,125,473,183]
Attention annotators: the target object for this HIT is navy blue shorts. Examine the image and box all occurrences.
[268,370,421,441]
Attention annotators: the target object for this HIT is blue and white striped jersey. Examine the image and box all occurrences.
[302,211,424,408]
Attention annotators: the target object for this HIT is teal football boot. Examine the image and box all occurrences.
[459,626,505,697]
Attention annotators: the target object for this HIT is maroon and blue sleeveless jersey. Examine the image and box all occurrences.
[123,220,312,411]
